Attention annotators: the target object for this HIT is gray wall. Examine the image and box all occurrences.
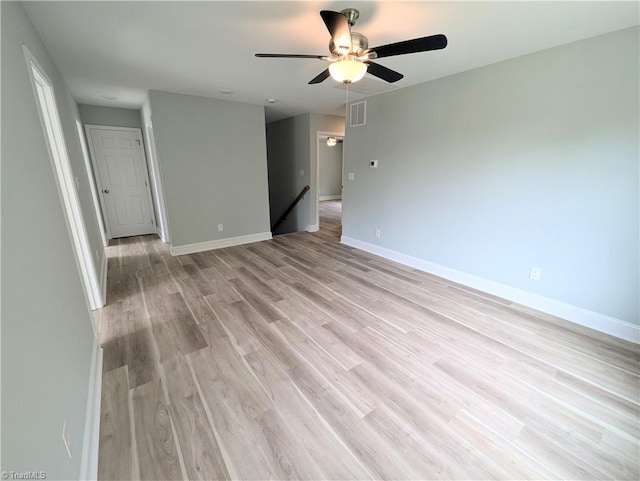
[148,90,271,248]
[343,27,639,325]
[78,103,142,129]
[319,141,343,198]
[1,2,99,477]
[266,114,311,234]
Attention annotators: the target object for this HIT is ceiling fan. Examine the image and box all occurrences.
[255,8,447,85]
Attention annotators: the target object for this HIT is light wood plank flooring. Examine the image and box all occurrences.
[319,199,342,231]
[96,211,639,480]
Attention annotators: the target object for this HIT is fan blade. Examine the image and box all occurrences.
[365,61,404,83]
[308,69,330,84]
[320,10,352,53]
[370,34,447,59]
[255,53,329,60]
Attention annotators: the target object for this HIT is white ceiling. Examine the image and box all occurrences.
[23,1,639,123]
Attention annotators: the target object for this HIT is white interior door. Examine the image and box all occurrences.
[87,126,156,238]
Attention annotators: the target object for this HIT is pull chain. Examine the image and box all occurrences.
[345,81,350,124]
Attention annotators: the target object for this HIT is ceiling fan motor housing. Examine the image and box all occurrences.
[340,8,360,26]
[330,32,369,57]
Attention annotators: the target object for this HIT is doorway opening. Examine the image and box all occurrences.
[316,131,344,238]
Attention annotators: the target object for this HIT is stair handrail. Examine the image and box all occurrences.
[272,185,310,232]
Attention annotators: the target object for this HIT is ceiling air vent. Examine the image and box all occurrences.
[350,101,366,127]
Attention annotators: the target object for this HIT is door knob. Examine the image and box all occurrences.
[103,189,110,194]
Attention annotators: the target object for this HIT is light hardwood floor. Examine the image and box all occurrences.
[97,206,639,480]
[319,199,342,230]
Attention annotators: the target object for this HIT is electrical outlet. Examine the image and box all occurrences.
[348,172,355,181]
[370,160,378,168]
[375,229,381,238]
[217,224,223,232]
[61,419,72,459]
[529,267,542,281]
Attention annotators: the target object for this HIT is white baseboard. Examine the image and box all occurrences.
[341,236,639,344]
[171,231,272,256]
[319,195,342,201]
[306,224,320,233]
[99,252,107,308]
[80,337,103,481]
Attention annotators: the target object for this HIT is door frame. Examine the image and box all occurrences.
[143,122,170,243]
[85,125,156,240]
[23,45,103,312]
[314,130,345,229]
[75,120,108,247]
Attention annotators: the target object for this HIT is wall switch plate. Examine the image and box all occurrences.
[217,224,223,232]
[348,172,355,181]
[375,229,381,238]
[370,160,378,168]
[529,267,542,281]
[61,419,72,459]
[299,169,304,177]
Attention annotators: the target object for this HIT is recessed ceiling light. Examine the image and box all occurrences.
[220,89,234,95]
[266,98,277,104]
[100,94,117,100]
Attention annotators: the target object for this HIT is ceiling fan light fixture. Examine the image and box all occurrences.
[326,136,337,146]
[329,55,367,84]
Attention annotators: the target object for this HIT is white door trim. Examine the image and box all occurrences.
[85,125,156,240]
[23,45,103,313]
[314,130,345,229]
[143,122,171,243]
